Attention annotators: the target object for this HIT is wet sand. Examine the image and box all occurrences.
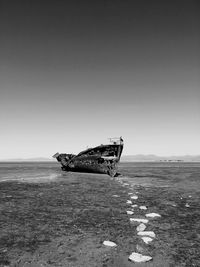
[0,170,200,267]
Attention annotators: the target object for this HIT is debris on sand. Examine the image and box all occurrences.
[112,195,120,197]
[139,205,147,210]
[136,223,146,232]
[130,218,149,224]
[145,213,161,218]
[103,241,117,247]
[127,210,134,215]
[126,200,132,204]
[185,203,190,208]
[141,236,153,244]
[137,231,156,238]
[130,195,138,200]
[128,252,152,263]
[131,204,138,208]
[128,192,133,195]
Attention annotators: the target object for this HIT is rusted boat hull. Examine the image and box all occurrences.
[53,139,123,177]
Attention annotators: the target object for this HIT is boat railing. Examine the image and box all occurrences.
[108,137,123,145]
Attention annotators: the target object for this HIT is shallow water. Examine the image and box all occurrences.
[0,162,61,182]
[118,161,200,191]
[0,161,200,190]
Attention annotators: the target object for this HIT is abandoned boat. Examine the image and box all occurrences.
[53,137,124,177]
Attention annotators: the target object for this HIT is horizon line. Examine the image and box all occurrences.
[0,154,200,161]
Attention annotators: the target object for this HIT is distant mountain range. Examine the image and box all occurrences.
[1,155,200,162]
[121,154,200,162]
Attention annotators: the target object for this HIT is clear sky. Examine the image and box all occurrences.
[0,0,199,159]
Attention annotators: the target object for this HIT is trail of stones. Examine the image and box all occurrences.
[115,176,162,263]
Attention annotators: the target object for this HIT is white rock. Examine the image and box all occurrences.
[141,236,153,244]
[123,183,129,186]
[188,195,192,198]
[131,195,138,200]
[131,204,138,208]
[112,195,119,197]
[103,241,117,247]
[129,252,152,263]
[136,223,146,232]
[137,231,156,238]
[126,200,132,204]
[128,192,133,195]
[185,203,190,207]
[127,210,134,215]
[145,213,161,218]
[139,206,147,210]
[130,218,149,224]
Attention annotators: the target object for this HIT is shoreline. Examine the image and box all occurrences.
[0,173,199,266]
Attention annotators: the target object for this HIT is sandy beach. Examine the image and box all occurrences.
[0,164,200,267]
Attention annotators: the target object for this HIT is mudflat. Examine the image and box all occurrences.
[0,166,200,267]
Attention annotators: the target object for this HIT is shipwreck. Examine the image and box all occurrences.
[53,137,124,177]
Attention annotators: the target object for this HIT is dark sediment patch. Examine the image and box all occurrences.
[0,173,137,266]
